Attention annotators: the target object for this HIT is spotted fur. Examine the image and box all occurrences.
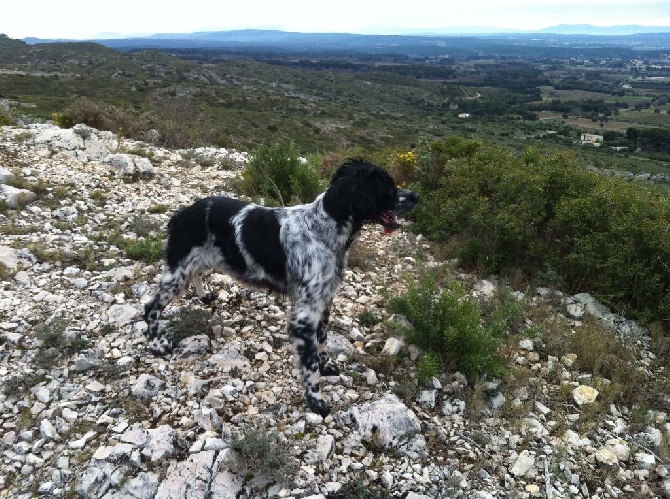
[143,159,418,416]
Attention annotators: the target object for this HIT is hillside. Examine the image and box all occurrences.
[1,33,670,174]
[1,124,669,498]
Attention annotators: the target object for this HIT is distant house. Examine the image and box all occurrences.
[581,133,603,147]
[458,113,470,119]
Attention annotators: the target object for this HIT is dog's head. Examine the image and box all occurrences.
[324,158,419,234]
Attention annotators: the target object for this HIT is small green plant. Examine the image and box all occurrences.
[0,261,10,281]
[167,308,213,344]
[0,107,15,126]
[393,378,418,404]
[119,235,163,262]
[15,131,33,143]
[2,372,45,396]
[192,153,216,168]
[357,310,379,327]
[237,141,322,205]
[35,319,70,349]
[331,475,392,499]
[543,315,649,411]
[116,127,125,151]
[128,214,163,237]
[388,272,508,382]
[122,171,155,183]
[126,145,155,159]
[51,112,73,128]
[416,351,441,384]
[73,127,92,142]
[89,189,107,204]
[227,425,297,483]
[146,204,169,214]
[33,318,89,368]
[5,175,48,196]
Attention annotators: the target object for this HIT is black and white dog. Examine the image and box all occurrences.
[143,158,418,416]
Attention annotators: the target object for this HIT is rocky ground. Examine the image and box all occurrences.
[0,124,669,498]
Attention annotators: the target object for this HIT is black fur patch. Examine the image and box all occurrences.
[207,197,249,275]
[241,207,288,286]
[165,200,209,270]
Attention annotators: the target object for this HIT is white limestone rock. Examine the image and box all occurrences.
[350,393,421,448]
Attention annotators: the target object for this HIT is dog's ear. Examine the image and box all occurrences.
[324,168,355,222]
[324,162,394,223]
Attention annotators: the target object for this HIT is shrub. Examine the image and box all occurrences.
[65,98,146,139]
[237,141,322,205]
[410,139,670,329]
[73,127,92,142]
[33,318,89,367]
[388,273,507,381]
[551,176,670,324]
[126,145,155,160]
[393,378,418,404]
[127,214,163,237]
[227,425,297,483]
[330,476,392,499]
[416,351,441,384]
[388,150,417,186]
[146,204,169,214]
[120,235,163,263]
[51,112,73,128]
[0,107,14,126]
[357,310,379,327]
[167,308,213,344]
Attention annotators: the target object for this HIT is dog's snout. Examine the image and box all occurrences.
[396,188,419,214]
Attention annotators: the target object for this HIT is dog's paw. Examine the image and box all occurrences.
[306,395,331,418]
[319,362,340,377]
[149,336,173,357]
[201,291,218,306]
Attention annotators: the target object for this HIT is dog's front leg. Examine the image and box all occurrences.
[316,306,340,377]
[289,303,330,417]
[193,272,218,305]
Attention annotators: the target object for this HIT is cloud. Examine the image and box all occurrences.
[2,0,669,39]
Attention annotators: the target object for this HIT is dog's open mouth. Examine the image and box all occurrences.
[380,211,400,234]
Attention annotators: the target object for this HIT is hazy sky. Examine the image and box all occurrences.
[3,0,670,39]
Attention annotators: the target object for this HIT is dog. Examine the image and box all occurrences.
[143,158,419,416]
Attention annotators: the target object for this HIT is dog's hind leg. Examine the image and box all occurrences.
[289,301,331,417]
[144,252,206,356]
[193,272,218,305]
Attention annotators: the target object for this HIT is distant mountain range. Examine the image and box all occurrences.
[19,25,670,53]
[538,24,670,35]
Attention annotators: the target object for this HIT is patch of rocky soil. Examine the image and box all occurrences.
[1,124,669,498]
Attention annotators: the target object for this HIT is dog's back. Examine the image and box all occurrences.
[165,197,248,271]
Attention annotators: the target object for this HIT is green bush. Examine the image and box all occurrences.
[331,476,392,499]
[227,425,297,483]
[388,273,507,381]
[551,176,670,323]
[410,139,670,328]
[416,351,441,384]
[237,141,322,205]
[51,112,73,128]
[120,235,163,263]
[65,98,146,139]
[167,308,213,344]
[146,204,169,214]
[0,107,14,126]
